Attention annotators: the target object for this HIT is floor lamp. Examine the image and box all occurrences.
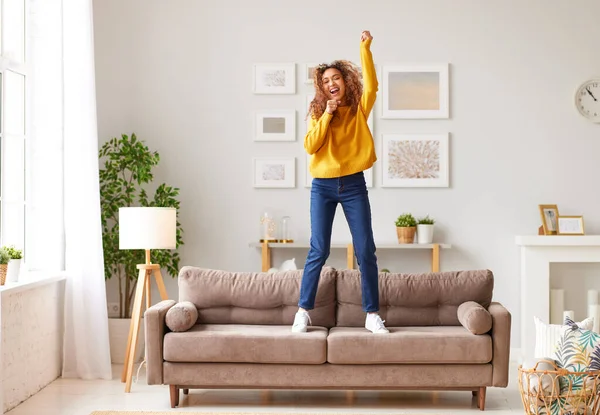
[118,206,176,393]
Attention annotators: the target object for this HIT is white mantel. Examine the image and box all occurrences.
[516,235,600,360]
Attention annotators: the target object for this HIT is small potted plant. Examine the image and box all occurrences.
[0,247,10,285]
[4,246,23,282]
[395,213,417,244]
[417,215,435,244]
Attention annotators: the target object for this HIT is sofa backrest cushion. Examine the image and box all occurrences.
[178,266,337,328]
[336,269,494,327]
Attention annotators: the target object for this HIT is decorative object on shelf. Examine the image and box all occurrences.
[253,63,296,94]
[253,157,295,188]
[416,215,435,244]
[574,78,600,123]
[0,247,10,285]
[259,210,278,242]
[539,204,559,235]
[381,63,449,119]
[395,213,417,244]
[3,245,22,283]
[254,110,296,142]
[381,133,449,188]
[280,258,297,271]
[557,216,585,235]
[279,216,294,243]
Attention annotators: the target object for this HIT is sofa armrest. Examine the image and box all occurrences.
[488,301,511,387]
[145,299,176,385]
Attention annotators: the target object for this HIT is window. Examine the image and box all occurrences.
[0,0,28,254]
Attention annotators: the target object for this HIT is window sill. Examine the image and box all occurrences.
[0,271,67,296]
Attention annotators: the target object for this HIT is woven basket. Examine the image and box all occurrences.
[518,360,600,414]
[0,264,6,285]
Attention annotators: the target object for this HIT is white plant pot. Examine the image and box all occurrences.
[417,224,434,244]
[108,317,145,364]
[6,259,21,283]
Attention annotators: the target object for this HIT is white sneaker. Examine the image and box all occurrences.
[292,310,312,333]
[365,313,389,334]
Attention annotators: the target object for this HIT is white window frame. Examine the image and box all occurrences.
[0,0,30,258]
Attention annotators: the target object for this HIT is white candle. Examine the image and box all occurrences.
[592,305,600,333]
[563,310,575,322]
[589,290,599,306]
[551,289,565,325]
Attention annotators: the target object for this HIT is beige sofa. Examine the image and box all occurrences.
[145,267,511,410]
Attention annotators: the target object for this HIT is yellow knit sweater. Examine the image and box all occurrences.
[304,39,377,179]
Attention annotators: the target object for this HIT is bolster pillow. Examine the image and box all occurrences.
[165,301,198,332]
[457,301,493,334]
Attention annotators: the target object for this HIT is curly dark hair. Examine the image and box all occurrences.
[307,60,362,120]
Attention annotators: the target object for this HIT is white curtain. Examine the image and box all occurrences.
[29,0,112,379]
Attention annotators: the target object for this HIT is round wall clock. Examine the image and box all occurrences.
[575,79,600,123]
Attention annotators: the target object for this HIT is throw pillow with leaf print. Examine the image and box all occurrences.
[552,316,600,414]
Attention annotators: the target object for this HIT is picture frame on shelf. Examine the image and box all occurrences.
[253,63,296,94]
[254,110,296,142]
[253,157,296,188]
[381,63,449,119]
[557,216,585,235]
[381,133,449,188]
[538,204,559,235]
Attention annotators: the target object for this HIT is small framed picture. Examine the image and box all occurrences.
[303,63,318,84]
[254,110,296,142]
[557,216,585,235]
[381,133,449,187]
[538,204,559,235]
[253,63,296,94]
[253,157,295,188]
[381,63,449,119]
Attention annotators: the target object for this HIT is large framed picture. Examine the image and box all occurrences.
[381,133,449,187]
[254,110,296,142]
[381,64,449,119]
[253,157,295,188]
[253,63,296,94]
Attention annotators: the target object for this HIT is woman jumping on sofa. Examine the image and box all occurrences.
[292,30,388,334]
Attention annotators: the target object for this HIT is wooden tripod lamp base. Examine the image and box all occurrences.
[117,207,177,393]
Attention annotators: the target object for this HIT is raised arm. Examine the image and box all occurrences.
[359,30,378,117]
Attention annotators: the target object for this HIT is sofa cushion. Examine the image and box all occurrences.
[163,324,328,364]
[336,269,493,327]
[457,301,493,334]
[327,326,492,364]
[178,266,336,328]
[165,301,198,332]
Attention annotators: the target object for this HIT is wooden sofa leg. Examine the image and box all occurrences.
[170,385,180,408]
[183,388,189,395]
[478,387,486,410]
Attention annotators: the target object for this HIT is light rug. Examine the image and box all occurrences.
[89,412,432,415]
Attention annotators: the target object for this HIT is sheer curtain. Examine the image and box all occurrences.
[29,0,112,379]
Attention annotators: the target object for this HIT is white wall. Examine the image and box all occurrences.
[93,0,600,348]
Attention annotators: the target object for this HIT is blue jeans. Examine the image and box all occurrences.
[298,171,379,312]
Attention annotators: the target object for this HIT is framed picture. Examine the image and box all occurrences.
[253,63,296,94]
[254,110,296,142]
[303,63,318,84]
[305,153,373,188]
[381,133,449,187]
[538,204,559,235]
[253,157,295,188]
[557,216,585,235]
[381,63,449,119]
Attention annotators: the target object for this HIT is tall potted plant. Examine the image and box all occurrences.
[395,213,417,244]
[99,133,184,362]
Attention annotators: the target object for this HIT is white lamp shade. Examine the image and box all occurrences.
[119,207,177,250]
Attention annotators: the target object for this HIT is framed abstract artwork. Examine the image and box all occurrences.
[303,63,318,84]
[253,63,296,94]
[381,64,449,119]
[381,133,449,187]
[254,110,296,141]
[253,157,296,188]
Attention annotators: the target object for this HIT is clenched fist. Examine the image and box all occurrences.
[326,99,341,114]
[360,30,373,42]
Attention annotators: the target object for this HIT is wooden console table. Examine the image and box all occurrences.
[249,242,451,272]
